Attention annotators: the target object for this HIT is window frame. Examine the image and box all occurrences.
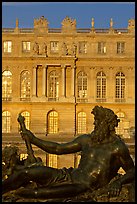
[98,42,106,54]
[22,41,31,52]
[3,41,12,53]
[50,41,59,53]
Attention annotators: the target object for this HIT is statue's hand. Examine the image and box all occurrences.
[108,180,122,197]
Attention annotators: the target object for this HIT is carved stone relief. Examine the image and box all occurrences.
[61,16,76,33]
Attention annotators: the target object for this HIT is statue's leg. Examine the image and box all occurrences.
[2,166,63,194]
[15,183,89,199]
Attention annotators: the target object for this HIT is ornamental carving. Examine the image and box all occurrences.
[61,16,76,33]
[34,16,49,29]
[62,42,77,56]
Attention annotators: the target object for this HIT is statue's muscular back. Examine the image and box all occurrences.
[71,134,124,189]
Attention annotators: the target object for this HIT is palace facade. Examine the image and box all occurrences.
[2,17,135,167]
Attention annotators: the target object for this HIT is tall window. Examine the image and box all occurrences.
[50,41,59,53]
[22,41,31,52]
[21,111,30,130]
[48,70,59,101]
[48,111,58,134]
[79,42,87,54]
[117,42,125,54]
[48,154,58,168]
[115,72,125,102]
[2,70,12,101]
[96,71,106,102]
[2,111,11,133]
[98,42,106,54]
[77,112,86,134]
[20,71,31,100]
[3,41,12,53]
[77,71,87,101]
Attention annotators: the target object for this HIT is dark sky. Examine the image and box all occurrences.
[2,2,135,28]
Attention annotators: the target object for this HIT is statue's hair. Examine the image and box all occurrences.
[91,106,120,144]
[91,106,120,124]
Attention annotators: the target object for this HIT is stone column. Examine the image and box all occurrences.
[108,67,114,103]
[89,67,95,102]
[71,65,76,97]
[32,65,37,96]
[42,65,47,97]
[61,65,66,97]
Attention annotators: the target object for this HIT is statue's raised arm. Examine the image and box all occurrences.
[17,113,37,163]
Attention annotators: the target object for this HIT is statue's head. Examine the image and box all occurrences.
[91,106,120,132]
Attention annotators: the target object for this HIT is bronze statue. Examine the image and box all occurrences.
[2,106,135,201]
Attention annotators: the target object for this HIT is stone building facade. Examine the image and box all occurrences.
[2,17,135,167]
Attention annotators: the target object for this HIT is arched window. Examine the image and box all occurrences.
[21,111,30,130]
[20,71,31,100]
[2,70,12,101]
[48,71,59,101]
[77,112,86,134]
[2,111,11,133]
[96,71,106,102]
[115,72,125,102]
[77,71,87,102]
[48,111,58,134]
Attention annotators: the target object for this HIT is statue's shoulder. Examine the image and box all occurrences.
[114,135,129,151]
[76,134,91,143]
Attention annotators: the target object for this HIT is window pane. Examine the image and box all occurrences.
[79,42,87,54]
[22,42,30,52]
[2,71,12,100]
[96,71,106,99]
[78,112,86,134]
[2,111,11,133]
[48,111,58,133]
[48,154,58,168]
[20,71,30,99]
[115,72,125,99]
[4,41,12,53]
[50,41,59,53]
[48,71,59,100]
[77,71,87,98]
[98,42,106,54]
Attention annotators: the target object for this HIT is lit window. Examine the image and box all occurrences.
[98,42,106,54]
[20,71,31,100]
[96,71,106,102]
[22,41,30,52]
[78,112,86,134]
[77,71,87,100]
[50,41,59,53]
[20,154,28,161]
[48,70,59,101]
[2,71,12,101]
[79,42,87,54]
[48,111,58,134]
[3,41,12,53]
[115,72,125,102]
[48,154,58,168]
[117,42,125,54]
[2,111,11,133]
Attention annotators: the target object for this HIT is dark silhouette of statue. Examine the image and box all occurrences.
[2,106,135,201]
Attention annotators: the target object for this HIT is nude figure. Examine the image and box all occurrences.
[2,106,134,200]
